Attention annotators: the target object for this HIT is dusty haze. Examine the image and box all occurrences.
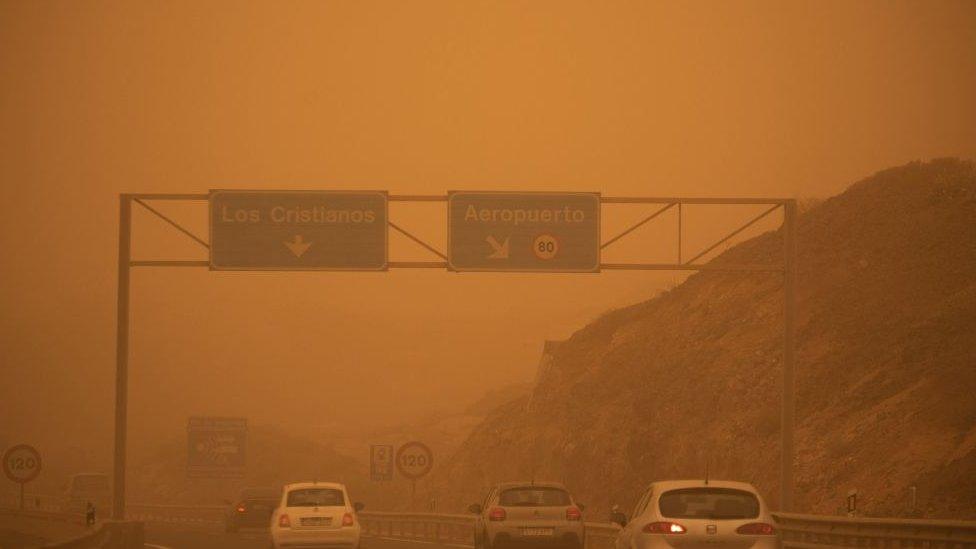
[1,0,975,490]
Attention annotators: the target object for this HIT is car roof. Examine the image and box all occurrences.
[492,481,568,490]
[648,479,761,493]
[284,481,346,491]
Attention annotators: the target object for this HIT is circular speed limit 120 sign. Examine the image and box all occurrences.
[3,444,42,484]
[395,441,433,480]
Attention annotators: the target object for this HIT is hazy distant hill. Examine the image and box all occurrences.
[432,158,976,520]
[126,383,534,508]
[128,424,360,505]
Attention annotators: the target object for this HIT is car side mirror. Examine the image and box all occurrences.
[468,503,482,514]
[611,512,628,527]
[354,502,365,512]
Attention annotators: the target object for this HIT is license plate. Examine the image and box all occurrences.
[522,528,554,537]
[301,516,332,526]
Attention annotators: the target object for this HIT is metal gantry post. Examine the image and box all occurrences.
[112,194,132,520]
[781,199,797,511]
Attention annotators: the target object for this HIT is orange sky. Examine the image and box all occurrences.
[1,1,974,462]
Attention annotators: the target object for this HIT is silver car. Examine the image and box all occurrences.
[469,482,586,549]
[613,480,779,549]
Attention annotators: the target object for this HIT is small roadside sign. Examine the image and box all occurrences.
[448,191,600,272]
[395,441,433,480]
[370,445,395,481]
[210,190,388,271]
[2,445,41,484]
[187,417,247,479]
[3,444,41,511]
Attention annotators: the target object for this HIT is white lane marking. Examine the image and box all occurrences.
[145,544,174,549]
[370,536,472,549]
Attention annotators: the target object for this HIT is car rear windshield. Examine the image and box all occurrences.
[499,487,571,507]
[287,488,345,507]
[658,488,760,519]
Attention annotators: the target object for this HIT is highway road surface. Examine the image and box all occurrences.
[144,523,472,549]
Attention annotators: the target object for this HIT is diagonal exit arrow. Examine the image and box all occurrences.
[283,235,312,258]
[486,235,510,259]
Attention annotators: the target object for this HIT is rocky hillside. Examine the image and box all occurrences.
[432,158,976,520]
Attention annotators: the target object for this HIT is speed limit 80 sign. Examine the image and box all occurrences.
[3,445,42,484]
[395,441,433,480]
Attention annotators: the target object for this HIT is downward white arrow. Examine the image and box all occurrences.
[284,235,312,258]
[486,235,510,259]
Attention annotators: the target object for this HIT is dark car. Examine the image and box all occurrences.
[225,487,280,533]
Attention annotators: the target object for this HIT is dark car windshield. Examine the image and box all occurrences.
[659,488,759,519]
[499,487,571,507]
[287,488,345,507]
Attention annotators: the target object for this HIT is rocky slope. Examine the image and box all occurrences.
[432,158,976,520]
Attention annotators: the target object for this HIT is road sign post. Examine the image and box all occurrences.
[3,445,42,511]
[448,192,600,272]
[209,190,388,270]
[396,441,433,510]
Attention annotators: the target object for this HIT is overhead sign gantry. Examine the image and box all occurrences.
[111,190,796,520]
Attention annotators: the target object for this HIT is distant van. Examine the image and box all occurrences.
[62,473,110,516]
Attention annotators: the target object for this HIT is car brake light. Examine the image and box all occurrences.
[643,521,686,534]
[278,514,291,528]
[236,503,246,513]
[566,507,582,521]
[343,512,355,526]
[489,507,506,521]
[736,522,775,535]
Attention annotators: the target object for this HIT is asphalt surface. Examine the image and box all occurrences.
[144,523,471,549]
[0,511,89,549]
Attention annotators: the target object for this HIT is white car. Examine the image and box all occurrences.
[270,481,364,549]
[612,480,779,549]
[470,481,586,549]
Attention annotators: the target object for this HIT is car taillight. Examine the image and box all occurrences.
[736,522,775,535]
[566,507,582,521]
[236,503,246,513]
[489,507,506,521]
[278,514,291,528]
[343,512,355,526]
[643,521,686,534]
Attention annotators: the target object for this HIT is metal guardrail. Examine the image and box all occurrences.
[772,512,976,549]
[358,511,620,549]
[359,511,475,545]
[126,502,224,526]
[359,511,976,549]
[8,496,975,549]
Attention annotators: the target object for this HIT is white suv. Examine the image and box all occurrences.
[469,481,586,549]
[613,480,779,549]
[271,481,364,549]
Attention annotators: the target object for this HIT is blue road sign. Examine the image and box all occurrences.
[370,445,394,481]
[187,417,247,479]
